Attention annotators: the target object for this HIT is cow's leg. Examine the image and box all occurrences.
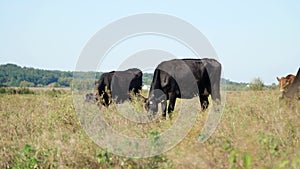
[167,94,176,118]
[279,91,285,100]
[161,100,167,117]
[103,92,110,107]
[200,95,209,110]
[154,93,167,118]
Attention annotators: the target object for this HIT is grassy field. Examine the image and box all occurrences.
[0,89,299,168]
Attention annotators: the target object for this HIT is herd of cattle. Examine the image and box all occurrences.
[85,58,221,118]
[85,58,299,118]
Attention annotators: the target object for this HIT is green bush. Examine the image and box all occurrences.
[17,88,35,94]
[250,78,264,91]
[20,81,35,87]
[45,89,65,97]
[0,88,34,94]
[0,88,6,94]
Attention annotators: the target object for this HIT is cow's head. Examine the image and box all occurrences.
[145,98,158,113]
[146,89,167,113]
[277,75,295,92]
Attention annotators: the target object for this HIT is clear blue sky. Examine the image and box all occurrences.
[1,1,299,84]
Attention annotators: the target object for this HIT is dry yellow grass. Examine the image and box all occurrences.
[0,89,299,168]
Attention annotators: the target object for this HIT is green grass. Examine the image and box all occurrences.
[0,89,299,168]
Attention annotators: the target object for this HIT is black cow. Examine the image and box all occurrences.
[95,68,143,107]
[146,58,221,118]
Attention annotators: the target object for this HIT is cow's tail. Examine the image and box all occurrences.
[95,76,105,97]
[206,60,221,102]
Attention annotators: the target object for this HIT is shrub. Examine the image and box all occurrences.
[0,88,34,94]
[20,81,35,87]
[249,78,264,91]
[45,89,65,97]
[17,88,35,94]
[0,88,6,94]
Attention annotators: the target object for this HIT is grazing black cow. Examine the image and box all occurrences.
[282,68,300,99]
[146,58,221,118]
[95,68,143,107]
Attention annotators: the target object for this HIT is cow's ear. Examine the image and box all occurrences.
[276,77,280,82]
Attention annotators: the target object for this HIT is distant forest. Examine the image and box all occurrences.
[0,64,73,87]
[0,64,154,88]
[0,63,255,90]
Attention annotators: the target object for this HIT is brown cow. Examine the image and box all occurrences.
[277,74,296,92]
[277,68,300,99]
[283,68,300,99]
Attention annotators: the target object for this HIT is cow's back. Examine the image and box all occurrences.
[110,69,143,102]
[153,59,220,98]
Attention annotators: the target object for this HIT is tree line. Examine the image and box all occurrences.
[0,64,155,88]
[0,64,73,87]
[1,63,270,91]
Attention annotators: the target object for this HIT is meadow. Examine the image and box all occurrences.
[0,88,299,168]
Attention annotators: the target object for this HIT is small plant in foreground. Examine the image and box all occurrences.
[12,144,38,169]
